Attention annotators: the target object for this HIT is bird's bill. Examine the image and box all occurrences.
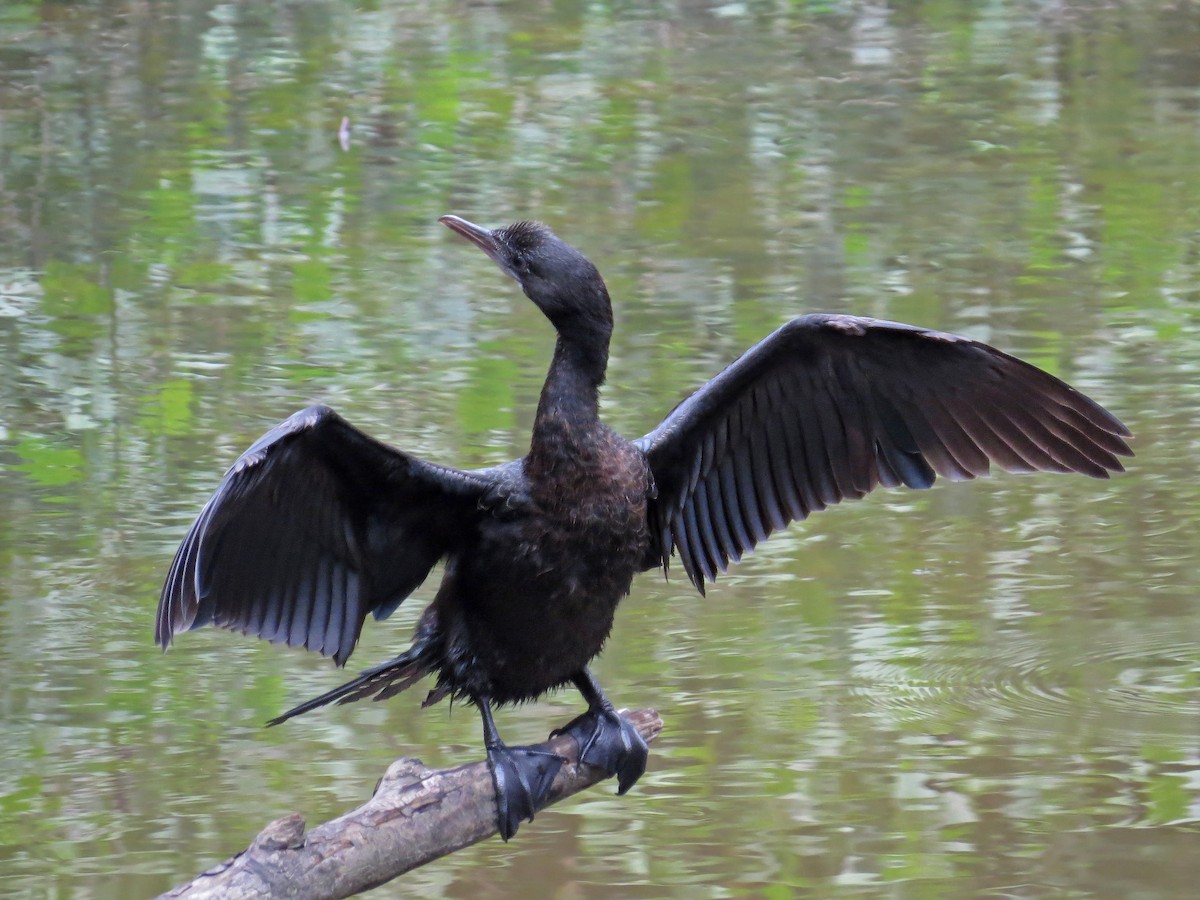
[439,215,514,279]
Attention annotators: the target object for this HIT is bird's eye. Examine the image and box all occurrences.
[511,252,530,274]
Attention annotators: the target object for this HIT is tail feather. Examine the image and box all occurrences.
[266,649,433,727]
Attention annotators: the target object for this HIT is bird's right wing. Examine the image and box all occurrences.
[634,314,1132,592]
[156,405,499,666]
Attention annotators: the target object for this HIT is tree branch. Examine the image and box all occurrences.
[160,708,662,899]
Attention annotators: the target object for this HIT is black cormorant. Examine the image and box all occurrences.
[157,215,1132,839]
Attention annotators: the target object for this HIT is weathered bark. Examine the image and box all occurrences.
[161,708,662,899]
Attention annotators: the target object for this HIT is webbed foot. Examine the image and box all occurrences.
[555,706,648,794]
[486,743,563,841]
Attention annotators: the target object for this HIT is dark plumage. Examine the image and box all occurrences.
[157,214,1132,839]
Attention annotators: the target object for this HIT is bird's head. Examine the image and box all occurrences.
[440,215,612,339]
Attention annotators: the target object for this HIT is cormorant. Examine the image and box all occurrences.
[157,215,1132,839]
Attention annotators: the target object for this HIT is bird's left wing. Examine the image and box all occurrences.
[157,405,500,665]
[634,314,1132,593]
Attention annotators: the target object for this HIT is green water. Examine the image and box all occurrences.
[1,2,1197,897]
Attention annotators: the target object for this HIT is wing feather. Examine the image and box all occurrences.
[636,314,1132,591]
[156,405,496,665]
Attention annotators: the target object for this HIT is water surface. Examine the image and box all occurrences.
[0,1,1197,897]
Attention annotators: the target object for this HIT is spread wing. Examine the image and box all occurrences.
[634,314,1132,592]
[156,405,497,665]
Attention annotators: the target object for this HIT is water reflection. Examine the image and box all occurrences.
[0,0,1198,897]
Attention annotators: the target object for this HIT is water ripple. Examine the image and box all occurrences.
[850,629,1198,734]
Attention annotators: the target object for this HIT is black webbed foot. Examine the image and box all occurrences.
[477,694,564,841]
[554,705,648,795]
[556,668,650,795]
[486,743,563,841]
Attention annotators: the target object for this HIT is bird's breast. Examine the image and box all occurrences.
[440,431,652,701]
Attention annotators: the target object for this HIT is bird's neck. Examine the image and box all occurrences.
[528,328,610,475]
[537,329,609,428]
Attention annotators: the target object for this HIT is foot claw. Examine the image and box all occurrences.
[487,745,564,841]
[556,708,649,795]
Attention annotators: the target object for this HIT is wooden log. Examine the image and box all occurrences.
[161,708,662,899]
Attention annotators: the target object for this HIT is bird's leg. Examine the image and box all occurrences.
[552,667,649,795]
[478,696,563,841]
